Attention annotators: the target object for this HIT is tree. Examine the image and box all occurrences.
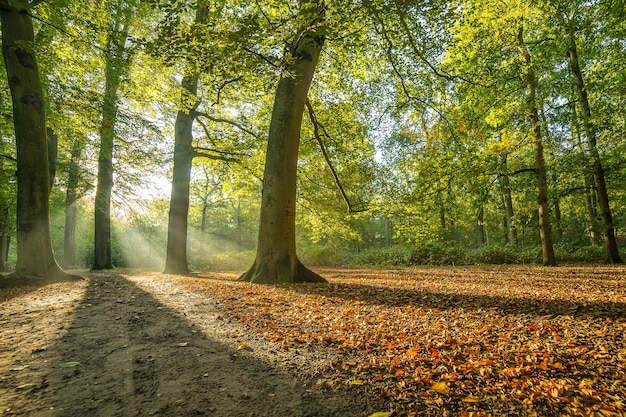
[557,5,622,263]
[93,0,134,270]
[0,0,77,280]
[516,26,556,265]
[239,0,327,283]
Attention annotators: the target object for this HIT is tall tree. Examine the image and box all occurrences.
[516,26,556,265]
[0,0,77,280]
[558,7,622,263]
[240,0,327,283]
[93,1,133,270]
[163,2,207,275]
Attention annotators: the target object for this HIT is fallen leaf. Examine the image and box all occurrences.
[238,341,252,351]
[429,382,450,395]
[59,361,80,368]
[349,379,365,386]
[368,412,393,417]
[16,383,37,390]
[462,395,480,403]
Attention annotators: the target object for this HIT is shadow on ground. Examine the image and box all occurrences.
[11,273,380,417]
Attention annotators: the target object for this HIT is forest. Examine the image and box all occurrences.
[1,1,625,416]
[1,0,625,280]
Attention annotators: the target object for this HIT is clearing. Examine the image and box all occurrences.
[1,265,624,416]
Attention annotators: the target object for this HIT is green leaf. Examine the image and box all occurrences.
[368,412,392,417]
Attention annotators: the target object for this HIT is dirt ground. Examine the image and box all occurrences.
[0,271,384,417]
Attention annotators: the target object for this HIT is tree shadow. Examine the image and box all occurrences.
[10,273,381,417]
[287,279,626,321]
[192,267,626,320]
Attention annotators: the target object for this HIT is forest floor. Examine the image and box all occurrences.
[0,265,624,417]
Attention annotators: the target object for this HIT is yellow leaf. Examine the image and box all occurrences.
[429,382,450,395]
[462,395,480,403]
[368,413,392,417]
[349,379,364,386]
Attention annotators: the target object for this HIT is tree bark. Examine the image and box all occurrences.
[93,8,131,270]
[517,27,556,266]
[240,0,327,284]
[564,21,622,263]
[1,0,77,280]
[499,169,517,245]
[64,142,81,268]
[163,74,199,274]
[163,2,209,275]
[46,127,58,191]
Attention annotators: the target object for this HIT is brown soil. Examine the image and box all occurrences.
[0,272,383,417]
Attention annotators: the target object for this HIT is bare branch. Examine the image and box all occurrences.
[305,99,368,214]
[193,111,260,139]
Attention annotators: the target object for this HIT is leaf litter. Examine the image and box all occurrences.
[176,265,626,417]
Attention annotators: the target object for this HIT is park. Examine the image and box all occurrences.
[1,0,625,415]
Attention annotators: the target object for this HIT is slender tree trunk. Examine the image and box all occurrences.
[571,101,602,245]
[0,203,10,272]
[517,27,556,266]
[47,127,58,191]
[240,0,327,283]
[564,22,622,263]
[554,199,563,242]
[93,9,131,270]
[1,0,76,280]
[499,170,517,245]
[163,77,198,274]
[64,142,81,268]
[476,204,486,247]
[163,2,210,274]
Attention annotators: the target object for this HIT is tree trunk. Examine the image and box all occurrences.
[93,9,131,270]
[1,0,76,280]
[564,21,622,263]
[499,170,517,245]
[64,142,81,268]
[240,0,327,284]
[163,2,209,275]
[47,127,58,191]
[571,101,602,245]
[553,199,562,242]
[0,203,10,272]
[163,80,197,274]
[517,27,556,266]
[476,204,486,247]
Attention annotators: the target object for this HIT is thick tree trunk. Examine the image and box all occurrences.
[517,27,556,266]
[1,1,76,280]
[63,142,81,268]
[92,10,131,270]
[163,76,198,275]
[564,23,622,263]
[240,0,326,284]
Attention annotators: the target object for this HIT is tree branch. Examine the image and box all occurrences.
[193,111,259,139]
[305,99,367,213]
[193,146,241,162]
[0,154,17,163]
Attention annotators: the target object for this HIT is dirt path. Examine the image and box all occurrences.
[0,272,381,417]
